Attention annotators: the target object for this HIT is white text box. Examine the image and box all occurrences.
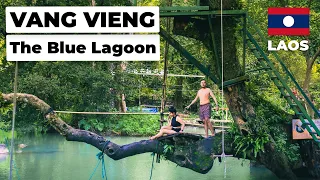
[6,6,159,33]
[6,35,160,61]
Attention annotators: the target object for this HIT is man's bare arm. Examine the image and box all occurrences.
[209,89,219,106]
[186,92,199,109]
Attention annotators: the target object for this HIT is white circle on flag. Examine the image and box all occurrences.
[283,16,294,27]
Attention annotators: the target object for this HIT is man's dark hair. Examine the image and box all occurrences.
[168,106,177,113]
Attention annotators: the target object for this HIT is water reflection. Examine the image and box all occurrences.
[0,134,278,180]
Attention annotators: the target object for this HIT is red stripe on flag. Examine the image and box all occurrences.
[268,28,310,35]
[268,8,309,15]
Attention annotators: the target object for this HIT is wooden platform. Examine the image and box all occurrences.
[183,118,232,129]
[185,122,231,129]
[183,118,232,123]
[156,130,227,138]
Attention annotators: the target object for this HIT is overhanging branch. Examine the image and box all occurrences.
[1,93,221,174]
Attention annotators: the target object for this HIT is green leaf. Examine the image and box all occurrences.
[84,124,91,131]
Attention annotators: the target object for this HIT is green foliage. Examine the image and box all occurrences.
[232,128,269,159]
[78,119,92,131]
[0,93,13,131]
[0,121,10,130]
[244,0,320,108]
[111,115,159,136]
[0,103,13,116]
[0,130,17,144]
[246,80,292,123]
[270,127,301,164]
[163,144,175,155]
[158,143,175,161]
[228,104,271,160]
[58,113,73,124]
[78,115,159,136]
[235,82,302,164]
[284,143,301,164]
[140,0,160,6]
[79,118,104,132]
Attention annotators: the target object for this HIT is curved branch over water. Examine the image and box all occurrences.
[1,93,218,174]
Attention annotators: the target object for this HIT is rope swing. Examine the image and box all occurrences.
[89,140,110,180]
[9,61,19,180]
[219,0,233,178]
[220,0,228,177]
[149,141,159,180]
[221,0,225,161]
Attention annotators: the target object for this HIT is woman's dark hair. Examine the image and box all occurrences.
[168,106,177,113]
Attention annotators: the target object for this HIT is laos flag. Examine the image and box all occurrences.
[268,8,310,36]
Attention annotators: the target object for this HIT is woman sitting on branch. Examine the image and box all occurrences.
[150,106,185,140]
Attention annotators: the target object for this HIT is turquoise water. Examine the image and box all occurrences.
[0,134,278,180]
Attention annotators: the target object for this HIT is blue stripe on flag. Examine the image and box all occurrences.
[268,15,309,28]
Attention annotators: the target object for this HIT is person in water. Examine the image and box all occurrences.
[150,106,185,140]
[0,143,27,154]
[0,144,9,154]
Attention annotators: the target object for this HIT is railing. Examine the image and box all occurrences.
[247,16,319,118]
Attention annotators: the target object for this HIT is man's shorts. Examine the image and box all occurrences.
[199,103,211,120]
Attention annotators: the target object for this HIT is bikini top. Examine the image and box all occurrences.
[171,115,181,127]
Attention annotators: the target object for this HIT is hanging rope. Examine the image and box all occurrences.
[55,111,163,115]
[220,0,228,178]
[149,141,159,180]
[221,0,225,157]
[5,138,20,180]
[9,61,18,180]
[89,140,110,180]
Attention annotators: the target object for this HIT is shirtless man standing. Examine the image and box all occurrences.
[186,80,219,138]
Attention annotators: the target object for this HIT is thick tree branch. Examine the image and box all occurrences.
[1,93,217,174]
[303,47,320,90]
[311,47,320,66]
[0,93,308,179]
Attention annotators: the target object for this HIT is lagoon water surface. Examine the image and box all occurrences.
[0,134,278,180]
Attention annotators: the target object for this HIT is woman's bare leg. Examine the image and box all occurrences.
[161,125,172,130]
[150,129,177,140]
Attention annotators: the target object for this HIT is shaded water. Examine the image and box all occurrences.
[0,134,278,180]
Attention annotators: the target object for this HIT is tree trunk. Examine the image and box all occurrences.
[169,0,320,179]
[302,47,320,118]
[303,60,313,91]
[294,140,320,178]
[303,61,314,118]
[120,94,127,112]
